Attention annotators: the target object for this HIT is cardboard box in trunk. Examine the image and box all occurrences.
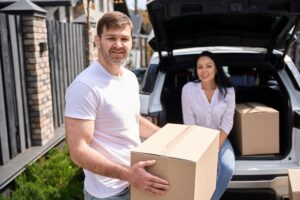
[232,102,279,155]
[288,169,300,200]
[131,123,219,200]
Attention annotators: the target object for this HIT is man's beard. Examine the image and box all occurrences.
[101,47,128,65]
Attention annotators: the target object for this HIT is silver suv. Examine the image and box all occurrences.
[140,0,300,199]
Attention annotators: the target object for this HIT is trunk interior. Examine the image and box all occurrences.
[160,53,292,160]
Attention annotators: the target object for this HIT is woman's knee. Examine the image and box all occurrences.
[219,140,235,178]
[220,159,235,179]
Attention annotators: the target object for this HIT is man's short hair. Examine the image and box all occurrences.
[97,11,133,37]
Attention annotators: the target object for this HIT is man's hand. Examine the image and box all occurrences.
[128,160,169,195]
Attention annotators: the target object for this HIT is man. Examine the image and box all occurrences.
[65,11,169,200]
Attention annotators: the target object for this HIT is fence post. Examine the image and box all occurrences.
[2,0,54,146]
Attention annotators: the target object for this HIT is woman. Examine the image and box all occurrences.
[181,51,235,200]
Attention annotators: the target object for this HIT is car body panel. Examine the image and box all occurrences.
[228,176,288,197]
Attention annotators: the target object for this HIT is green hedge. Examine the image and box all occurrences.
[0,145,84,200]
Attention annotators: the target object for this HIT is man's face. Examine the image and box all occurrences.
[96,25,132,67]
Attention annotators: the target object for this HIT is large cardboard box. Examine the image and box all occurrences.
[232,102,279,155]
[131,123,219,200]
[288,169,300,200]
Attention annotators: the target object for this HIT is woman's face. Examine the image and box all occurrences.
[196,56,217,84]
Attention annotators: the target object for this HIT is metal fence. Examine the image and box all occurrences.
[0,15,86,166]
[0,13,31,165]
[47,20,86,129]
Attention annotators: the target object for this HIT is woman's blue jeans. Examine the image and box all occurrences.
[211,139,235,200]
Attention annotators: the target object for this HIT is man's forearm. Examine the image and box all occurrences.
[72,146,129,180]
[69,141,130,181]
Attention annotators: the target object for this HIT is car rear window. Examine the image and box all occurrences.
[224,66,259,86]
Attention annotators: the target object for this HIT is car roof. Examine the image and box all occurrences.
[147,0,300,55]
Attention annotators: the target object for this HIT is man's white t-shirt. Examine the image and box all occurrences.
[65,61,141,198]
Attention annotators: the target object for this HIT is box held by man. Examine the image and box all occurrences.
[131,123,219,200]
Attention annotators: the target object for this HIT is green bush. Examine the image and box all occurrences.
[0,145,84,200]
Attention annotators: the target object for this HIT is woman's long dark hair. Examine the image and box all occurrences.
[195,51,233,99]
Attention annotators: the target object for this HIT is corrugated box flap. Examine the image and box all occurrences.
[236,102,279,114]
[133,123,188,154]
[132,123,219,162]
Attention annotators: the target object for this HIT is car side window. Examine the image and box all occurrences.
[140,64,159,94]
[286,62,300,91]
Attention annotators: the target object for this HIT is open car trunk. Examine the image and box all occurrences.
[160,52,292,160]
